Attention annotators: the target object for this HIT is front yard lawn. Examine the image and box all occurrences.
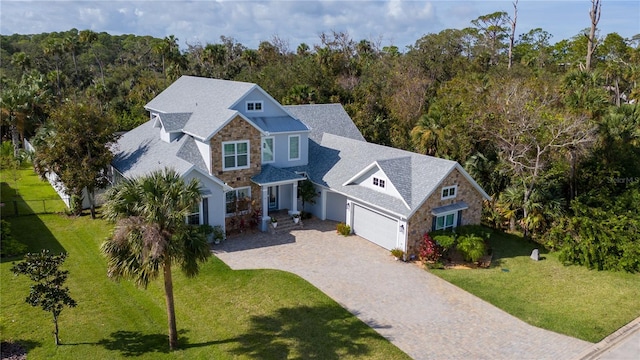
[432,231,640,343]
[0,168,409,359]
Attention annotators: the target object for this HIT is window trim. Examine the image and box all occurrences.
[441,185,457,200]
[186,201,201,225]
[288,135,300,161]
[246,101,263,112]
[262,136,275,164]
[225,187,252,217]
[373,177,386,188]
[434,211,457,231]
[222,140,250,171]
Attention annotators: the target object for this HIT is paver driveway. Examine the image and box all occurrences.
[213,219,592,360]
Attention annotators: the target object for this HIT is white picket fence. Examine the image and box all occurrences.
[24,139,107,210]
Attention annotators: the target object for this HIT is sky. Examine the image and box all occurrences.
[1,0,639,51]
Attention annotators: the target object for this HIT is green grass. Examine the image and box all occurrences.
[0,168,409,359]
[1,165,67,216]
[432,231,640,343]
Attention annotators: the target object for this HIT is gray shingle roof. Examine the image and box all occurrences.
[145,76,255,140]
[285,104,365,143]
[112,120,195,178]
[160,112,191,132]
[251,165,305,185]
[176,136,207,172]
[301,133,462,217]
[377,157,412,205]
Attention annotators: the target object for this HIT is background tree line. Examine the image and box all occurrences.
[1,7,639,271]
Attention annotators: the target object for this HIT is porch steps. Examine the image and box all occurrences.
[269,213,303,234]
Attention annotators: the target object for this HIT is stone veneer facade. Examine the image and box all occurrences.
[405,168,484,255]
[209,116,263,229]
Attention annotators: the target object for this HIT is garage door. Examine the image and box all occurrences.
[352,204,398,250]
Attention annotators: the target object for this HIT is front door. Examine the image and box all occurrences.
[268,186,278,210]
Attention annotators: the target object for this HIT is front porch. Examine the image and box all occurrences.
[251,165,306,232]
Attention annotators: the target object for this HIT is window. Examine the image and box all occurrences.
[223,141,249,170]
[226,187,251,216]
[288,135,300,161]
[441,185,457,200]
[435,212,457,230]
[373,177,386,188]
[262,137,274,163]
[246,101,263,112]
[186,201,200,225]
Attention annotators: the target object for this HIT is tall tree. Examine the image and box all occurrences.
[471,11,510,66]
[33,100,117,217]
[101,169,210,350]
[484,76,595,237]
[586,0,602,71]
[507,0,519,69]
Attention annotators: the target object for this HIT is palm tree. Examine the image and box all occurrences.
[101,169,210,350]
[410,109,445,156]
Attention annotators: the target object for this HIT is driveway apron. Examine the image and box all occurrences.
[214,220,592,360]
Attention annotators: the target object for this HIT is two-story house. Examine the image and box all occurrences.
[112,75,490,256]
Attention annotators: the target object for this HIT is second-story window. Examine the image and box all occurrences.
[441,185,457,200]
[262,137,274,163]
[246,101,263,112]
[373,177,386,188]
[223,141,249,170]
[288,135,300,161]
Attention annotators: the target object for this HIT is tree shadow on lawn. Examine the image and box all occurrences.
[227,304,382,359]
[1,214,66,263]
[488,230,549,268]
[0,339,42,358]
[96,329,226,357]
[1,181,67,263]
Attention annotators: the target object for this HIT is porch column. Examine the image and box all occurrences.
[291,182,298,214]
[261,187,269,232]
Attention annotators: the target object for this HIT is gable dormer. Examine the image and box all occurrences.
[231,87,290,118]
[153,112,191,143]
[343,159,410,209]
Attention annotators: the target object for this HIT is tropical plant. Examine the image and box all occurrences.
[456,234,486,263]
[297,179,318,212]
[11,250,77,345]
[418,232,442,263]
[101,168,210,350]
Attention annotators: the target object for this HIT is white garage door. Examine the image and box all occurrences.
[352,204,398,250]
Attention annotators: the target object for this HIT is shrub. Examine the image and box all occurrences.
[0,220,27,257]
[336,222,351,236]
[390,248,404,260]
[456,234,486,262]
[418,233,442,263]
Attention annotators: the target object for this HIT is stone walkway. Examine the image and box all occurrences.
[214,219,592,360]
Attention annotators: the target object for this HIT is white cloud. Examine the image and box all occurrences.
[0,0,637,50]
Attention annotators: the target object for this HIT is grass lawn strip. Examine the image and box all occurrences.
[432,231,640,343]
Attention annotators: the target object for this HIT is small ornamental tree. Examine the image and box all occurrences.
[298,179,318,212]
[11,250,77,345]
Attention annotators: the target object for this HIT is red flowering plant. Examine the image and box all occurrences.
[418,232,442,263]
